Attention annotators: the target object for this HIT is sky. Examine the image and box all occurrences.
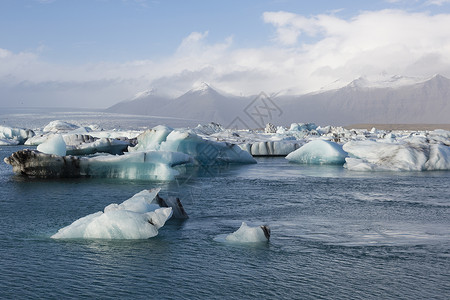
[1,0,450,108]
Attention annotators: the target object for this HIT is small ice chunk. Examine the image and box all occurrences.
[286,140,348,165]
[37,134,67,156]
[225,222,270,243]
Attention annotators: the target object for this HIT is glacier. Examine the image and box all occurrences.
[286,140,348,165]
[51,189,173,239]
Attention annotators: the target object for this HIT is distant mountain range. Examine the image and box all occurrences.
[106,75,450,127]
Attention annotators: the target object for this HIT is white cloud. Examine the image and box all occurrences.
[1,9,450,108]
[426,0,450,5]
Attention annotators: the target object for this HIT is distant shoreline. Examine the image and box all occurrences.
[345,124,450,131]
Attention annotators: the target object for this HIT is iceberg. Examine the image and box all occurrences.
[343,140,450,171]
[225,222,271,243]
[286,140,348,165]
[130,126,256,165]
[65,135,131,155]
[0,125,35,144]
[27,133,132,155]
[80,151,192,180]
[51,189,173,239]
[240,141,300,156]
[0,139,20,146]
[37,134,67,156]
[4,149,192,180]
[43,120,79,133]
[130,125,173,152]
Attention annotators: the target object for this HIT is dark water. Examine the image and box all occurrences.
[1,146,449,299]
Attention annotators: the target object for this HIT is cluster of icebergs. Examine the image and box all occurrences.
[193,122,450,171]
[52,188,270,243]
[2,120,450,178]
[3,119,448,241]
[3,121,255,180]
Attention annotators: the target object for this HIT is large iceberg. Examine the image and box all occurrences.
[343,140,450,171]
[80,151,192,180]
[4,149,192,180]
[286,140,348,165]
[51,189,173,239]
[129,126,256,165]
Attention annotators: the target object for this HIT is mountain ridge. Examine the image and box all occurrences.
[106,75,450,126]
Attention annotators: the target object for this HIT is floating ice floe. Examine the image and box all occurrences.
[0,125,35,144]
[224,222,271,243]
[343,140,450,171]
[51,189,177,239]
[286,140,348,165]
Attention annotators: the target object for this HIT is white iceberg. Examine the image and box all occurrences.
[24,134,51,146]
[37,134,67,156]
[130,126,256,165]
[51,189,173,239]
[130,125,173,152]
[27,133,131,155]
[43,120,79,133]
[225,222,271,243]
[343,140,450,171]
[286,140,348,165]
[0,125,35,144]
[0,138,20,146]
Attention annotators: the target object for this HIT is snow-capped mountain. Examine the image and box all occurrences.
[105,88,170,115]
[276,74,450,125]
[106,75,450,127]
[155,82,247,124]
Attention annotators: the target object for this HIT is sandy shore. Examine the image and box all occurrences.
[345,124,450,131]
